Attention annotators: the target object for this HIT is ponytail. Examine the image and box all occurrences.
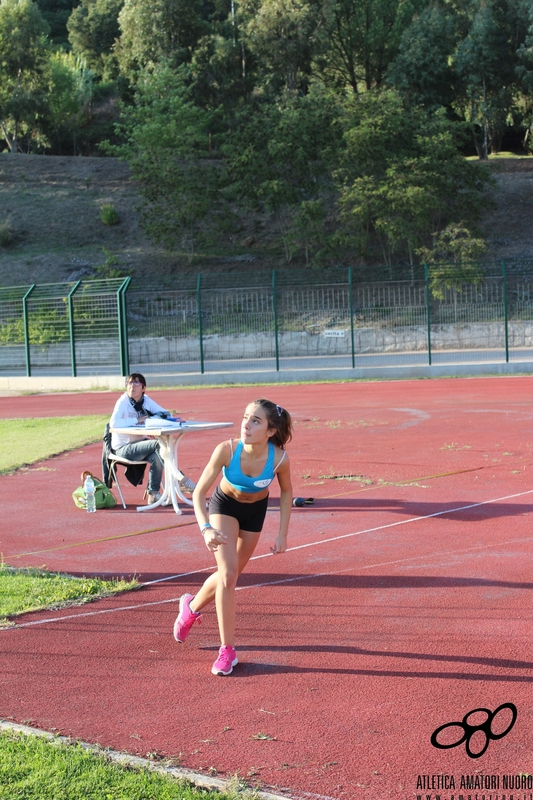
[253,398,293,449]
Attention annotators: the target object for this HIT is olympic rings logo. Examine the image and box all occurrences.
[430,703,517,759]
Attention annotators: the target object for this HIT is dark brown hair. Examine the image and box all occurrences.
[252,398,293,449]
[126,372,146,388]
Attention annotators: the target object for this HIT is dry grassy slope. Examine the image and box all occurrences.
[0,154,157,287]
[0,153,532,289]
[479,158,533,262]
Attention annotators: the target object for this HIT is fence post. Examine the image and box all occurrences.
[197,273,205,374]
[67,280,81,377]
[348,266,355,368]
[272,270,280,371]
[502,260,509,362]
[117,277,131,377]
[424,264,432,366]
[22,284,35,377]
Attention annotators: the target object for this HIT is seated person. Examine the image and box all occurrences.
[110,372,195,504]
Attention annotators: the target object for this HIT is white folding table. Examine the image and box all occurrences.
[110,420,233,514]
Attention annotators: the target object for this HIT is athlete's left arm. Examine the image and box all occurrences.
[271,453,292,555]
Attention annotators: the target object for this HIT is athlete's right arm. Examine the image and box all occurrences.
[192,441,230,532]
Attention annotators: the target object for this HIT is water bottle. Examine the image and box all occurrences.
[84,473,96,513]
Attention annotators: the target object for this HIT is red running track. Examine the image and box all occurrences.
[1,377,532,800]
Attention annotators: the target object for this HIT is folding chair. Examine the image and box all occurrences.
[102,423,151,509]
[107,452,151,509]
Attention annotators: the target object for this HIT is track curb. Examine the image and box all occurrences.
[0,719,293,800]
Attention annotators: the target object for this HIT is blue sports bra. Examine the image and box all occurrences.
[223,440,284,494]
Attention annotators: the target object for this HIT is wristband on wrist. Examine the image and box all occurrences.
[200,523,213,534]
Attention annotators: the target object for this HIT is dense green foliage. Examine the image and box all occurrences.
[335,91,493,264]
[3,0,532,265]
[0,0,50,152]
[66,0,123,78]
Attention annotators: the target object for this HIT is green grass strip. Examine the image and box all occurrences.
[0,563,137,626]
[0,730,253,800]
[0,416,139,624]
[0,415,109,474]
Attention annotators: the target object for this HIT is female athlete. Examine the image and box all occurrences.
[173,398,293,676]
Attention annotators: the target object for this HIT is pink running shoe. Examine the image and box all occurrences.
[173,594,202,643]
[211,645,238,676]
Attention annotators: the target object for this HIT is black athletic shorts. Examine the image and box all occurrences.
[209,485,268,533]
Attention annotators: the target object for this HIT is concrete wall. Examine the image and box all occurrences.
[127,321,533,361]
[0,341,120,368]
[2,321,533,368]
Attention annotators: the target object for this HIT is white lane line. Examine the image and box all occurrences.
[237,533,533,592]
[258,487,533,555]
[141,487,533,583]
[5,488,533,630]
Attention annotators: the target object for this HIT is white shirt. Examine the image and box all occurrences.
[110,392,167,450]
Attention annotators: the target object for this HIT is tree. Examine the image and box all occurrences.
[46,51,93,153]
[67,0,124,79]
[335,89,494,264]
[115,0,209,81]
[110,63,218,260]
[387,1,458,111]
[290,198,327,267]
[516,2,533,150]
[417,223,488,304]
[0,0,50,152]
[189,32,253,114]
[316,0,421,94]
[453,0,529,157]
[238,0,332,94]
[222,84,341,262]
[35,0,77,46]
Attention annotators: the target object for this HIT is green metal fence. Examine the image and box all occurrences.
[124,262,533,374]
[0,278,130,376]
[2,263,533,377]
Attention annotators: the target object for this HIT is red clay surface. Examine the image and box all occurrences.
[1,377,532,800]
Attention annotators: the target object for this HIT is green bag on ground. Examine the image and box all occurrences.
[73,471,117,509]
